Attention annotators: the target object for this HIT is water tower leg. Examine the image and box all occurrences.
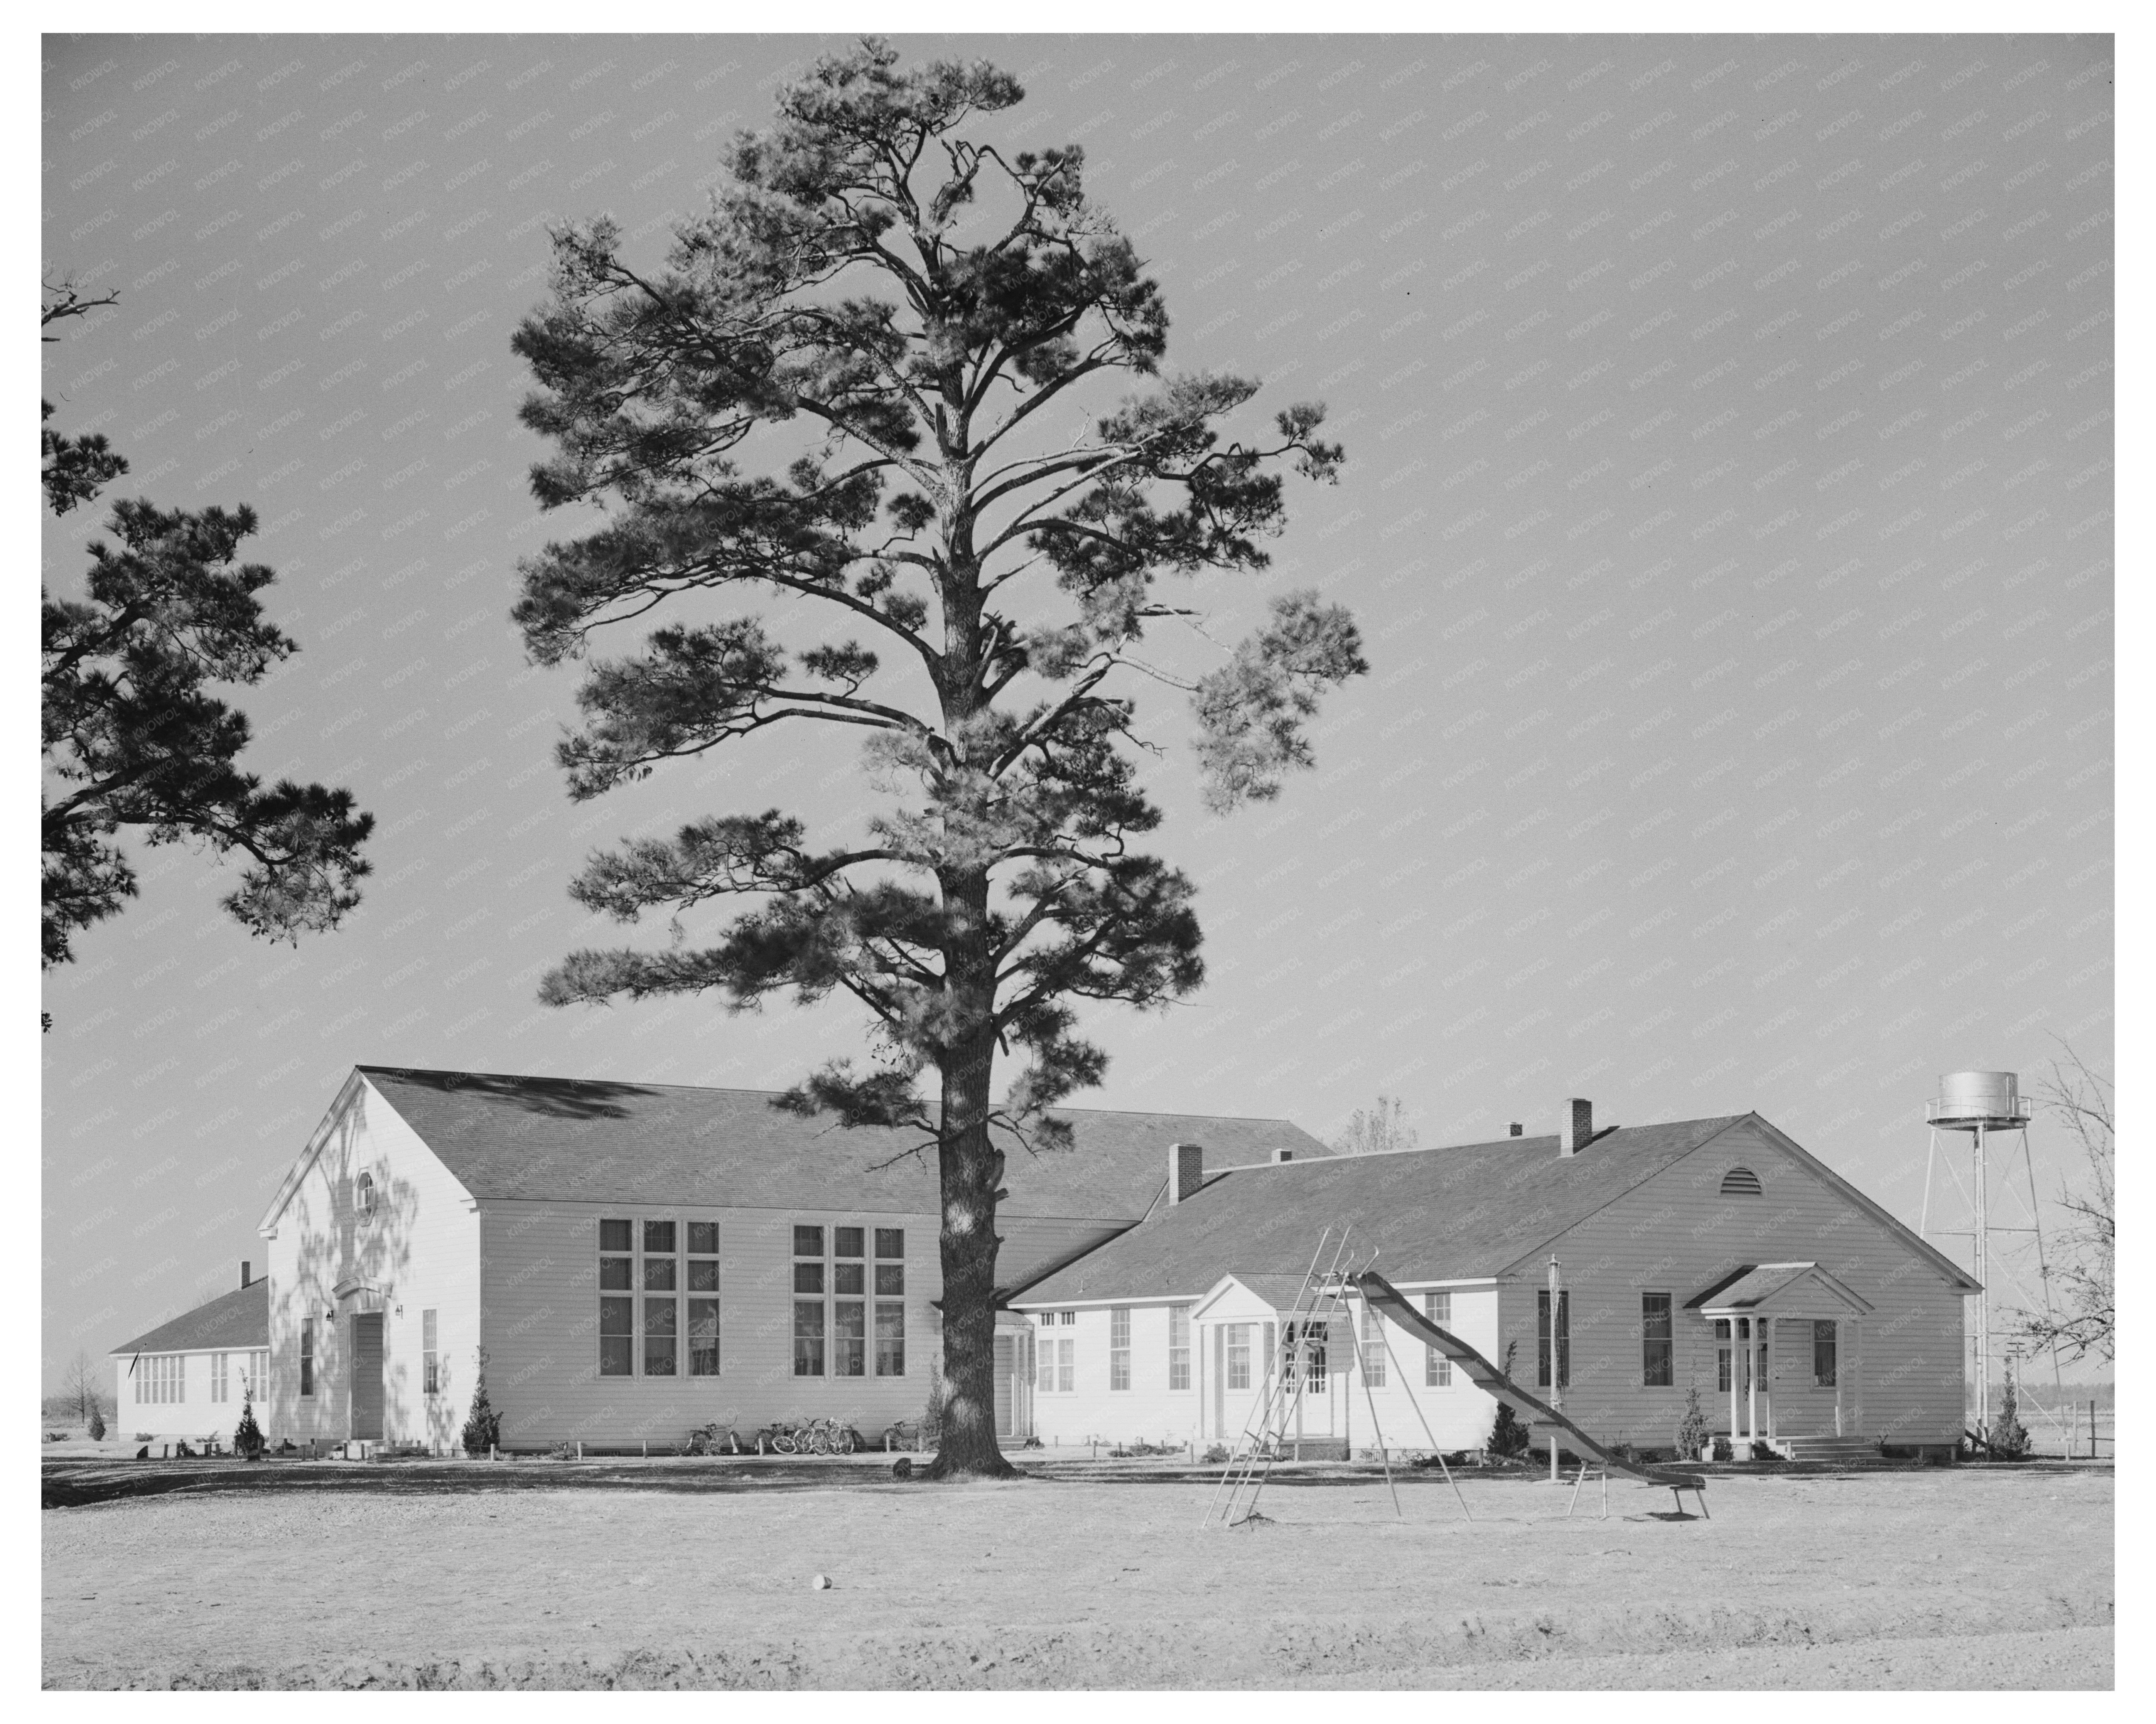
[1974,1122,1990,1434]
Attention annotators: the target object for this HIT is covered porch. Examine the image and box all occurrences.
[1192,1274,1351,1458]
[1687,1262,1873,1459]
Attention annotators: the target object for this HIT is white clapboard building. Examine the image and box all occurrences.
[109,1269,270,1446]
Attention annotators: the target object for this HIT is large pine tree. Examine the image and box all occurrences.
[512,39,1366,1476]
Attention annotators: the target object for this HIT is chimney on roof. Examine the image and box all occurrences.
[1508,1122,1523,1137]
[239,1261,251,1289]
[1169,1142,1204,1204]
[1270,1148,1295,1164]
[1559,1099,1592,1157]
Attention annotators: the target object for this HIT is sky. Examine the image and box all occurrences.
[40,32,2112,1387]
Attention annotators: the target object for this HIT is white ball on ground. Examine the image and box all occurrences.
[810,1573,832,1590]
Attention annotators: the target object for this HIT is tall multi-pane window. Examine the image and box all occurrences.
[1641,1293,1674,1387]
[1812,1319,1837,1387]
[422,1309,440,1395]
[1109,1308,1131,1390]
[688,1220,720,1377]
[599,1219,634,1376]
[1360,1306,1386,1387]
[300,1318,315,1397]
[1714,1318,1733,1392]
[643,1220,679,1376]
[1056,1334,1075,1393]
[1226,1323,1251,1391]
[794,1225,826,1376]
[833,1227,865,1376]
[1167,1303,1192,1391]
[1284,1321,1327,1394]
[874,1229,904,1376]
[210,1352,229,1404]
[1536,1289,1571,1389]
[1424,1291,1453,1386]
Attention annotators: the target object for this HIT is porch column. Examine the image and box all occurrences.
[1834,1318,1846,1437]
[1744,1318,1759,1451]
[1725,1319,1740,1456]
[1849,1318,1863,1434]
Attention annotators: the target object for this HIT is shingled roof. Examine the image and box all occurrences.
[1007,1116,1752,1303]
[110,1278,267,1357]
[349,1066,1333,1222]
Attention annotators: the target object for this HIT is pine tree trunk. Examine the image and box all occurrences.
[927,873,1017,1480]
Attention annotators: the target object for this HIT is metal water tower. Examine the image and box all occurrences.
[1921,1071,2043,1437]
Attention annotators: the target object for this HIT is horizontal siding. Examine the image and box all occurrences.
[479,1202,948,1448]
[108,1346,262,1441]
[1020,1286,1507,1453]
[261,1078,482,1450]
[1495,1118,1967,1450]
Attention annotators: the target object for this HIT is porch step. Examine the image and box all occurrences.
[1770,1435,1879,1462]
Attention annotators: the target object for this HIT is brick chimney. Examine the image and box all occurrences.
[1559,1099,1592,1157]
[239,1260,251,1289]
[1169,1142,1204,1204]
[1270,1148,1296,1164]
[1508,1122,1523,1137]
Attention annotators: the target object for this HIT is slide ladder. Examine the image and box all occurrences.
[1353,1269,1709,1518]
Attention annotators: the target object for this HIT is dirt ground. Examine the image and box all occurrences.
[42,1461,2111,1689]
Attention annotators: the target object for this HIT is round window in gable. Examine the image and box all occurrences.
[1719,1166,1763,1197]
[356,1172,378,1220]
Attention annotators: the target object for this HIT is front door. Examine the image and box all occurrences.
[351,1312,384,1441]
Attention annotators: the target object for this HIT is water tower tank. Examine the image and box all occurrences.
[1926,1070,2029,1129]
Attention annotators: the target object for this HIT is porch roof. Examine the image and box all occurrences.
[1685,1261,1873,1318]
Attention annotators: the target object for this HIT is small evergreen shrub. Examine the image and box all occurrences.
[87,1407,105,1442]
[1675,1380,1711,1459]
[233,1389,264,1460]
[1990,1380,2032,1461]
[460,1349,502,1455]
[1485,1341,1532,1461]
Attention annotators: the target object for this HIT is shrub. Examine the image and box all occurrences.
[1675,1380,1711,1458]
[87,1406,106,1441]
[460,1349,502,1456]
[233,1392,264,1461]
[1989,1380,2032,1461]
[920,1360,949,1449]
[1202,1442,1231,1464]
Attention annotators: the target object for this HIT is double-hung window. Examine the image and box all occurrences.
[1423,1291,1453,1386]
[832,1226,866,1377]
[1167,1303,1192,1391]
[1284,1321,1326,1393]
[423,1309,440,1395]
[874,1228,904,1376]
[688,1222,721,1377]
[1035,1314,1075,1393]
[1360,1305,1386,1387]
[1812,1319,1837,1387]
[599,1219,635,1376]
[209,1352,229,1404]
[300,1318,315,1397]
[1714,1318,1733,1392]
[1537,1288,1570,1389]
[643,1220,679,1377]
[793,1225,826,1376]
[1226,1323,1251,1392]
[1641,1293,1674,1387]
[1109,1308,1131,1390]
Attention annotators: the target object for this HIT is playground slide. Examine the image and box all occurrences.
[1353,1270,1707,1497]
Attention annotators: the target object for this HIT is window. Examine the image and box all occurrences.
[875,1227,904,1260]
[601,1295,634,1377]
[1424,1291,1453,1387]
[423,1309,440,1395]
[356,1171,376,1220]
[1035,1328,1074,1393]
[1056,1335,1075,1394]
[300,1318,315,1397]
[1642,1293,1674,1387]
[1813,1319,1837,1387]
[1226,1323,1251,1392]
[1715,1318,1732,1392]
[1360,1305,1387,1386]
[1058,1309,1076,1324]
[1108,1308,1131,1390]
[644,1295,678,1376]
[793,1224,824,1257]
[835,1226,864,1260]
[1283,1321,1327,1394]
[139,1354,187,1404]
[690,1298,721,1376]
[834,1297,866,1377]
[795,1299,826,1377]
[1168,1304,1191,1391]
[1536,1289,1571,1389]
[875,1301,904,1377]
[1720,1166,1763,1196]
[210,1352,229,1404]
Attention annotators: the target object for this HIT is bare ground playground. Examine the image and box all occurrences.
[42,1458,2111,1689]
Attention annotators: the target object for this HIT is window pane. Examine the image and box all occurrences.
[834,1226,864,1258]
[644,1257,677,1291]
[689,1299,721,1375]
[875,1263,904,1296]
[1057,1337,1074,1394]
[600,1295,634,1377]
[688,1258,720,1292]
[643,1219,676,1255]
[644,1297,678,1375]
[1643,1293,1674,1387]
[835,1262,864,1296]
[600,1218,632,1252]
[793,1300,825,1376]
[876,1303,905,1376]
[793,1224,824,1257]
[835,1299,865,1377]
[687,1220,719,1256]
[600,1255,633,1290]
[874,1227,904,1258]
[423,1309,437,1350]
[1110,1308,1130,1347]
[793,1262,825,1294]
[1228,1326,1250,1391]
